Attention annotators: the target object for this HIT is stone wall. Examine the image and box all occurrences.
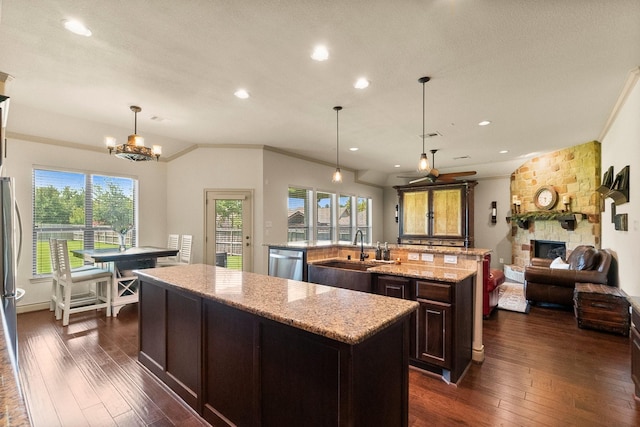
[510,141,601,267]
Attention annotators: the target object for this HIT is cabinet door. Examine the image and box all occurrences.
[376,275,411,299]
[402,191,429,235]
[416,299,452,369]
[632,310,640,397]
[431,188,462,237]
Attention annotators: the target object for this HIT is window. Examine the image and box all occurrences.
[315,191,334,242]
[356,196,372,244]
[338,194,352,243]
[287,187,311,241]
[33,168,137,276]
[287,188,372,244]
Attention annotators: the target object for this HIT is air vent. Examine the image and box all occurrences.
[453,155,470,160]
[419,131,441,138]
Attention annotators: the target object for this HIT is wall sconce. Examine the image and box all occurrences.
[395,204,399,223]
[491,201,497,224]
[562,195,571,212]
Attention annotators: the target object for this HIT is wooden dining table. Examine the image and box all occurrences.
[73,246,179,316]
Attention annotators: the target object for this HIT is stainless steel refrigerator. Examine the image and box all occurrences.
[1,176,19,363]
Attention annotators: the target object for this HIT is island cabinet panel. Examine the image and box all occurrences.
[203,300,257,426]
[138,282,201,410]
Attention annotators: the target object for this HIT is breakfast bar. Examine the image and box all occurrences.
[135,264,418,426]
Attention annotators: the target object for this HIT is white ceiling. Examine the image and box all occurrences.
[1,0,639,185]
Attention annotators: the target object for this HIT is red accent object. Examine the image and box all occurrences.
[483,254,505,318]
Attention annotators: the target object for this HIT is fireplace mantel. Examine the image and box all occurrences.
[508,212,586,231]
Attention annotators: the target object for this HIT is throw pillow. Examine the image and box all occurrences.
[550,256,570,270]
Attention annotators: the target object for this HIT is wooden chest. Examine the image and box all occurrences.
[574,283,630,335]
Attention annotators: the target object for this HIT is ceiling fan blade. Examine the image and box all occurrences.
[409,176,430,184]
[438,171,477,179]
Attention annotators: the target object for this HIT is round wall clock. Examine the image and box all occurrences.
[534,185,558,210]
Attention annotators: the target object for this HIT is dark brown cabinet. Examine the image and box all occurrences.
[373,273,474,383]
[139,276,413,426]
[413,277,473,383]
[375,275,412,299]
[395,181,476,247]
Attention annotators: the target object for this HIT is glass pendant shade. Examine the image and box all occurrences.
[418,153,430,172]
[332,167,342,183]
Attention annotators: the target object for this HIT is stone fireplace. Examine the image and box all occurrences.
[510,141,601,267]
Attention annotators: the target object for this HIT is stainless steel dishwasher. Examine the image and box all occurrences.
[267,247,307,281]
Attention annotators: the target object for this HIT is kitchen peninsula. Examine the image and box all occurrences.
[135,264,418,426]
[268,242,491,368]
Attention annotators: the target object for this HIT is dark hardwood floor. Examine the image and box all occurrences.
[17,303,640,426]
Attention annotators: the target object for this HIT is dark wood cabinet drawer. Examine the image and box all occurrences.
[416,280,452,303]
[375,275,412,300]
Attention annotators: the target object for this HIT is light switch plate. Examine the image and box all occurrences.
[421,253,434,262]
[408,253,419,261]
[444,255,458,264]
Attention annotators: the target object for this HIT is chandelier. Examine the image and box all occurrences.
[106,105,161,161]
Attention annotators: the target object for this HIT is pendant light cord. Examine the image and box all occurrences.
[333,106,342,167]
[422,79,425,153]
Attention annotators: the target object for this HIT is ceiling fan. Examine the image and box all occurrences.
[399,149,477,184]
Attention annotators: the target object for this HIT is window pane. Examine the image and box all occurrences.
[338,194,352,243]
[288,187,311,241]
[33,169,137,276]
[356,197,372,244]
[316,191,334,242]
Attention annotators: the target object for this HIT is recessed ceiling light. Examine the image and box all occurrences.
[349,147,359,151]
[62,19,92,37]
[234,89,250,99]
[354,78,370,89]
[394,164,401,168]
[499,150,508,154]
[311,45,329,61]
[478,120,491,126]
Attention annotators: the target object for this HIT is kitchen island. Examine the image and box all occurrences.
[135,264,418,426]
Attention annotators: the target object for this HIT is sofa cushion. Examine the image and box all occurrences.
[568,246,599,270]
[550,257,571,269]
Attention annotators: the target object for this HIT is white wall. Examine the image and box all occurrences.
[382,186,400,244]
[473,176,513,268]
[166,146,265,272]
[4,136,167,309]
[601,69,640,296]
[262,149,384,273]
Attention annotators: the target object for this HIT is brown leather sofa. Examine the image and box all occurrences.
[524,245,615,306]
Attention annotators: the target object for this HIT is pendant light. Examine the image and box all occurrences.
[417,76,431,172]
[332,106,343,183]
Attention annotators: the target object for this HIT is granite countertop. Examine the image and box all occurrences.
[307,258,476,282]
[135,264,419,345]
[266,241,490,256]
[0,316,30,426]
[367,263,476,282]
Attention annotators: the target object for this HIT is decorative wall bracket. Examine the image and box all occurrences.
[597,165,629,205]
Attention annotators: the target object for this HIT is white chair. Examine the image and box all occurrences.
[156,234,180,266]
[55,239,113,326]
[160,234,192,266]
[48,238,99,312]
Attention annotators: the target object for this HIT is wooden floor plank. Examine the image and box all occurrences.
[16,301,640,426]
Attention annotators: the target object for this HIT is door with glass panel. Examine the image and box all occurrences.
[205,190,253,271]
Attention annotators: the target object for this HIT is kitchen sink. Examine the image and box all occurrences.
[307,260,372,292]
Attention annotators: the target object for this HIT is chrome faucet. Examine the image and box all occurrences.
[352,230,369,261]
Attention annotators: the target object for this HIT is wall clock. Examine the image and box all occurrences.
[534,185,558,210]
